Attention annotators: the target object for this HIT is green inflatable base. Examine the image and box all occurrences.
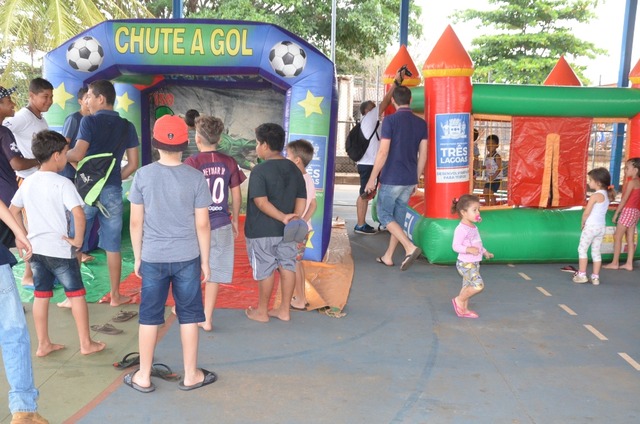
[410,208,640,265]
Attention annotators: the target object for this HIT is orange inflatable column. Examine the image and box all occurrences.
[422,25,474,219]
[629,59,640,158]
[382,45,421,116]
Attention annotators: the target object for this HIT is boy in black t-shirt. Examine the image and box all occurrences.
[244,123,306,323]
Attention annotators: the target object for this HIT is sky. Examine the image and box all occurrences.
[410,0,640,85]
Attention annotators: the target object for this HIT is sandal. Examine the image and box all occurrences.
[113,352,140,369]
[112,310,138,323]
[151,363,181,381]
[91,323,123,335]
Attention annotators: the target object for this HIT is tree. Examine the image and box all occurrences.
[144,0,423,75]
[453,0,605,85]
[0,0,153,102]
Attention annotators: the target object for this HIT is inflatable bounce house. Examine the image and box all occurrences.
[376,26,640,264]
[42,19,338,263]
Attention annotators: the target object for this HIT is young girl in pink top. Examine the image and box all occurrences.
[451,194,494,319]
[604,158,640,271]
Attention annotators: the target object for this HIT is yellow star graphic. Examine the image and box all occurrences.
[305,230,314,248]
[116,92,135,112]
[297,91,323,117]
[52,83,74,110]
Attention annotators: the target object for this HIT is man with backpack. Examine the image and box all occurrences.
[67,80,139,306]
[351,70,401,235]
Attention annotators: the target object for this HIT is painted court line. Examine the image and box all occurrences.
[518,272,531,280]
[536,287,551,296]
[619,353,640,371]
[584,324,608,341]
[558,304,577,315]
[508,264,515,268]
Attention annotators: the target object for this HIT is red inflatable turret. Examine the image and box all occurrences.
[543,56,582,86]
[422,25,474,218]
[629,59,640,158]
[382,45,420,116]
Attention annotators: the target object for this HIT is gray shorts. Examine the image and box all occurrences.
[246,237,297,281]
[209,224,234,283]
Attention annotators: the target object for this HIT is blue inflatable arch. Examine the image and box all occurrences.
[43,19,338,261]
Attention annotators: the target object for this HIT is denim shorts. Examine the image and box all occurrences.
[30,254,86,298]
[139,258,205,325]
[377,184,415,227]
[246,237,297,281]
[83,185,123,252]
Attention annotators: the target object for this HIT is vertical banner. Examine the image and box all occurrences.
[435,113,470,183]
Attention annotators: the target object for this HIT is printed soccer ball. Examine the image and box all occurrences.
[269,41,307,78]
[66,36,104,73]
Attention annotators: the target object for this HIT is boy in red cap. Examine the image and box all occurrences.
[126,114,216,393]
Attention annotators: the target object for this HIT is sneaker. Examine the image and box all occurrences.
[354,224,377,235]
[572,273,588,284]
[591,276,600,286]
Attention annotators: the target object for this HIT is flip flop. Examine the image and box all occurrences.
[178,368,218,391]
[151,363,181,382]
[123,370,155,393]
[91,323,123,335]
[560,265,577,273]
[375,257,394,267]
[290,304,308,311]
[451,298,463,317]
[114,352,141,369]
[112,310,138,323]
[400,247,422,271]
[460,311,479,319]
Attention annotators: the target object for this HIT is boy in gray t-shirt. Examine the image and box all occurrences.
[126,115,217,393]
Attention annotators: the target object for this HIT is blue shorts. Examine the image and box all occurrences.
[139,258,204,325]
[484,181,501,193]
[30,254,86,299]
[377,184,415,227]
[83,185,123,253]
[246,237,297,281]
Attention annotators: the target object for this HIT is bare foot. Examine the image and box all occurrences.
[81,340,106,355]
[56,298,71,308]
[603,263,619,270]
[245,306,269,323]
[21,276,34,287]
[290,298,307,310]
[268,308,290,322]
[81,253,95,263]
[620,264,634,271]
[36,343,65,357]
[198,321,213,331]
[110,295,131,307]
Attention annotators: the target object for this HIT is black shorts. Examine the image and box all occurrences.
[484,181,501,193]
[357,164,374,195]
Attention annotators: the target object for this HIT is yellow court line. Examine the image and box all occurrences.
[508,264,515,268]
[618,353,640,371]
[584,324,608,341]
[536,287,551,296]
[558,304,577,315]
[518,272,531,281]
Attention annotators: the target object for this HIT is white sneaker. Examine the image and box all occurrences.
[572,273,588,283]
[591,276,600,286]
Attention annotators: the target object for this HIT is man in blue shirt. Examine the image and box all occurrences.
[67,80,139,306]
[365,86,427,271]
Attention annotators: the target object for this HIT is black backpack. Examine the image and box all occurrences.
[345,120,380,162]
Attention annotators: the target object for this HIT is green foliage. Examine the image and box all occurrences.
[183,0,422,74]
[0,0,153,89]
[453,0,605,85]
